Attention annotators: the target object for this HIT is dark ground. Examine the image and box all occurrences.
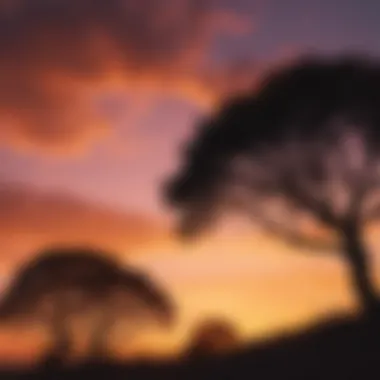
[2,312,380,379]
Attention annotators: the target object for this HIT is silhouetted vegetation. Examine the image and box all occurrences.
[165,55,380,315]
[1,312,380,379]
[0,246,175,366]
[182,317,241,359]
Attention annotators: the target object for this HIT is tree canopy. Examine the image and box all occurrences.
[165,56,380,241]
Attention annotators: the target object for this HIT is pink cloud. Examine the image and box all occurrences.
[0,0,255,153]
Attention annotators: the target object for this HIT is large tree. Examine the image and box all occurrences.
[164,56,380,316]
[0,246,175,364]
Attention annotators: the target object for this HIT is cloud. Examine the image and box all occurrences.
[0,181,170,270]
[0,0,255,153]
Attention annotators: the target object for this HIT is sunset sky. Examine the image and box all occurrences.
[1,0,380,363]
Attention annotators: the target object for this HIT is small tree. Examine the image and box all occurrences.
[165,56,380,316]
[0,246,175,364]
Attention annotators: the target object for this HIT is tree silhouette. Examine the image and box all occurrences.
[0,246,175,364]
[183,318,240,359]
[165,55,380,315]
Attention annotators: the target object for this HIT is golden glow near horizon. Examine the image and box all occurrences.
[126,225,380,355]
[1,220,380,364]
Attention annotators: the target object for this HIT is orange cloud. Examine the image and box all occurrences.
[0,0,255,153]
[0,181,170,271]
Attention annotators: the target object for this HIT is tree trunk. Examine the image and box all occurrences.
[42,309,72,367]
[88,310,114,361]
[341,222,379,316]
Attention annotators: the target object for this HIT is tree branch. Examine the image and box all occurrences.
[278,170,339,226]
[229,192,338,253]
[253,215,338,253]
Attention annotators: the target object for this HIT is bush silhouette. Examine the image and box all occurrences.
[0,246,175,365]
[183,318,240,359]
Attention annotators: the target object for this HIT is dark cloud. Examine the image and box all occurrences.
[0,181,169,269]
[0,0,253,152]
